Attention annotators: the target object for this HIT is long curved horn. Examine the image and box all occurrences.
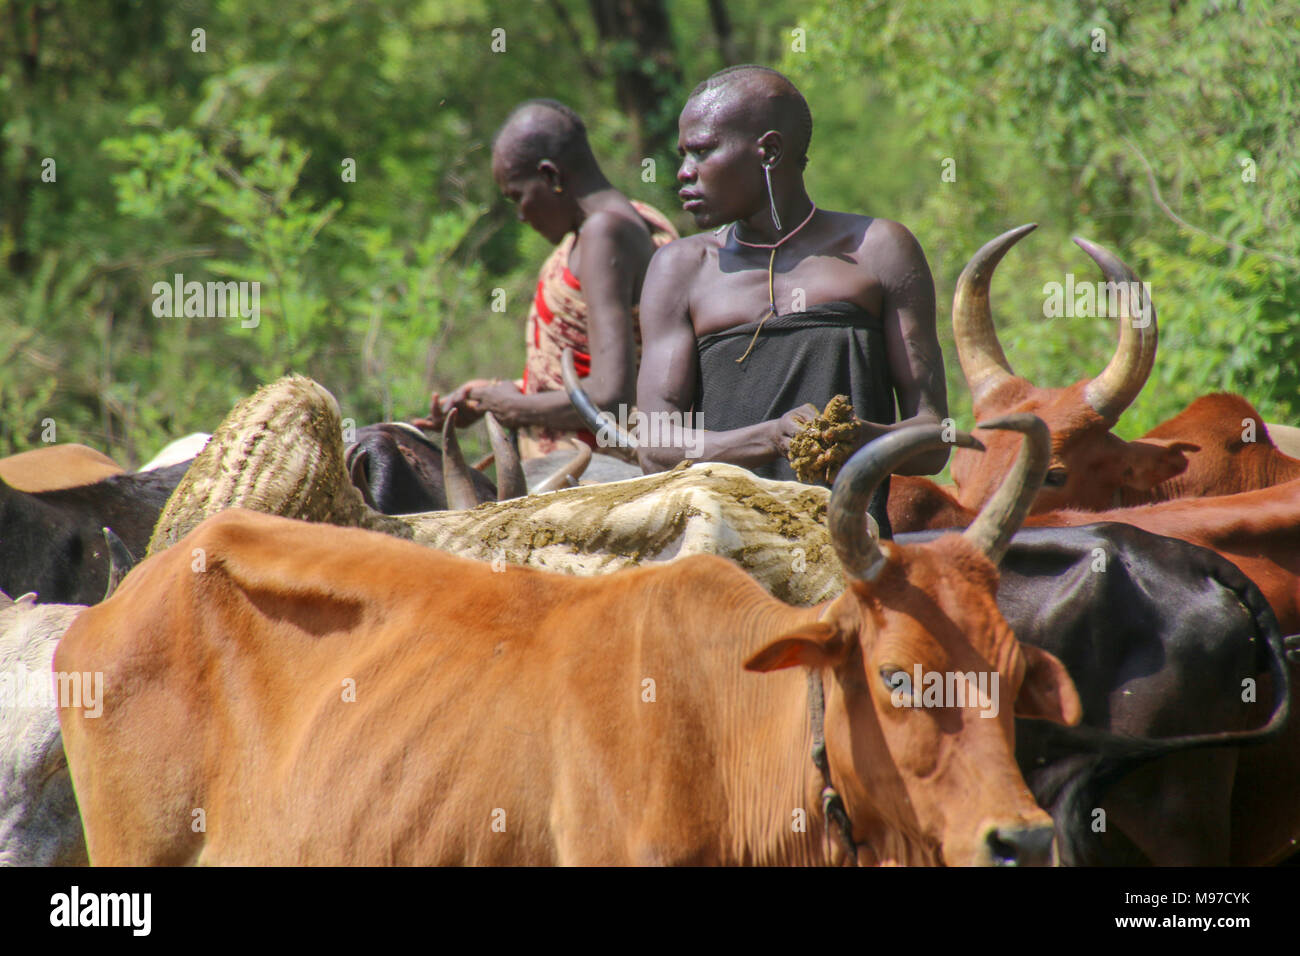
[534,441,593,492]
[829,425,983,582]
[1075,238,1157,424]
[485,413,527,500]
[102,527,135,601]
[441,410,481,510]
[561,348,638,451]
[963,413,1050,564]
[952,223,1037,404]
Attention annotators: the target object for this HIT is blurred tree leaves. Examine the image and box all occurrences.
[798,0,1300,436]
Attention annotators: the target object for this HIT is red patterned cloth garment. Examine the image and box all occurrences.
[516,200,678,460]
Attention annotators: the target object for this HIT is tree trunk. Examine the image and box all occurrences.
[707,0,740,65]
[587,0,682,158]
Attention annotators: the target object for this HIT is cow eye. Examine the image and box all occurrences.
[1043,467,1068,487]
[881,667,911,697]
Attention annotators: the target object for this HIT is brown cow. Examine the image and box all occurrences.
[0,445,123,492]
[949,224,1199,513]
[58,422,1081,866]
[948,226,1300,513]
[1130,393,1300,505]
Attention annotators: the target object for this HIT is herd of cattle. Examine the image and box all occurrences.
[3,224,1299,865]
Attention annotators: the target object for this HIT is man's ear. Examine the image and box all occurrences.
[745,621,848,673]
[757,130,784,169]
[537,159,562,192]
[1121,439,1198,491]
[1014,644,1083,726]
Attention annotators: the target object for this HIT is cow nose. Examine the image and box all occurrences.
[985,824,1056,867]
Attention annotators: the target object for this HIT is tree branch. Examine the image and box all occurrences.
[1124,136,1300,269]
[546,0,604,79]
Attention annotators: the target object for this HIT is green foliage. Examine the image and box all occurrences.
[797,0,1300,436]
[2,0,1297,469]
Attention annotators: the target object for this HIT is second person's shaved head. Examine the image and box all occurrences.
[492,99,598,178]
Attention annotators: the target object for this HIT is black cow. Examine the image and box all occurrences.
[347,418,600,515]
[0,462,189,605]
[904,522,1289,866]
[346,423,498,514]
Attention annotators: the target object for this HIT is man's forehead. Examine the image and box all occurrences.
[680,88,752,140]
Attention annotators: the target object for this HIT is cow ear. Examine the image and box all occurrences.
[1014,644,1082,726]
[1122,439,1198,491]
[347,449,378,509]
[745,621,848,673]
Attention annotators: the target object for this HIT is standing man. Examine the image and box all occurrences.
[636,66,949,529]
[416,99,677,458]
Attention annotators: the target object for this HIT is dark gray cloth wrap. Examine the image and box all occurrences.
[694,300,896,537]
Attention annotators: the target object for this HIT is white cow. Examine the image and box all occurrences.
[138,432,211,472]
[0,591,87,866]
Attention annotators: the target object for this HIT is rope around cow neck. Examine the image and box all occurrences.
[807,670,859,865]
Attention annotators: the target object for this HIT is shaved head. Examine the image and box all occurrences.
[492,99,597,178]
[687,66,812,169]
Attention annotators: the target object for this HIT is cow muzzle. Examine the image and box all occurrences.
[982,822,1056,867]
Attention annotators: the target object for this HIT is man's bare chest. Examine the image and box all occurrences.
[690,251,883,337]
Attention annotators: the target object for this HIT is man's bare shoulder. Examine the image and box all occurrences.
[862,216,925,260]
[816,212,927,281]
[646,230,722,279]
[580,207,652,244]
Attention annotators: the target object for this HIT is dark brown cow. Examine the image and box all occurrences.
[346,415,591,514]
[0,464,185,605]
[58,423,1081,866]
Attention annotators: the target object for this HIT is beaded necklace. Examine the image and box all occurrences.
[731,203,818,363]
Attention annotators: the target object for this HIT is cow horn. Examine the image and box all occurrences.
[963,413,1050,564]
[562,348,637,450]
[102,527,135,601]
[829,425,983,582]
[952,224,1036,404]
[1076,238,1157,424]
[534,441,593,492]
[441,410,481,510]
[486,413,527,500]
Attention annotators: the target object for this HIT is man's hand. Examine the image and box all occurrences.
[411,378,497,431]
[411,391,449,431]
[771,403,820,457]
[464,380,526,429]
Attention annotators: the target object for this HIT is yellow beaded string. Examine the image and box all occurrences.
[735,247,778,364]
[731,203,817,364]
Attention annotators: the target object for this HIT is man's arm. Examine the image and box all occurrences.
[455,211,646,430]
[861,220,950,475]
[636,240,814,472]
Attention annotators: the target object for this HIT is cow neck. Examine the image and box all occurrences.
[717,596,844,866]
[807,670,860,865]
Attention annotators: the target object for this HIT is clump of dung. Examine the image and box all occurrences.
[788,395,863,485]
